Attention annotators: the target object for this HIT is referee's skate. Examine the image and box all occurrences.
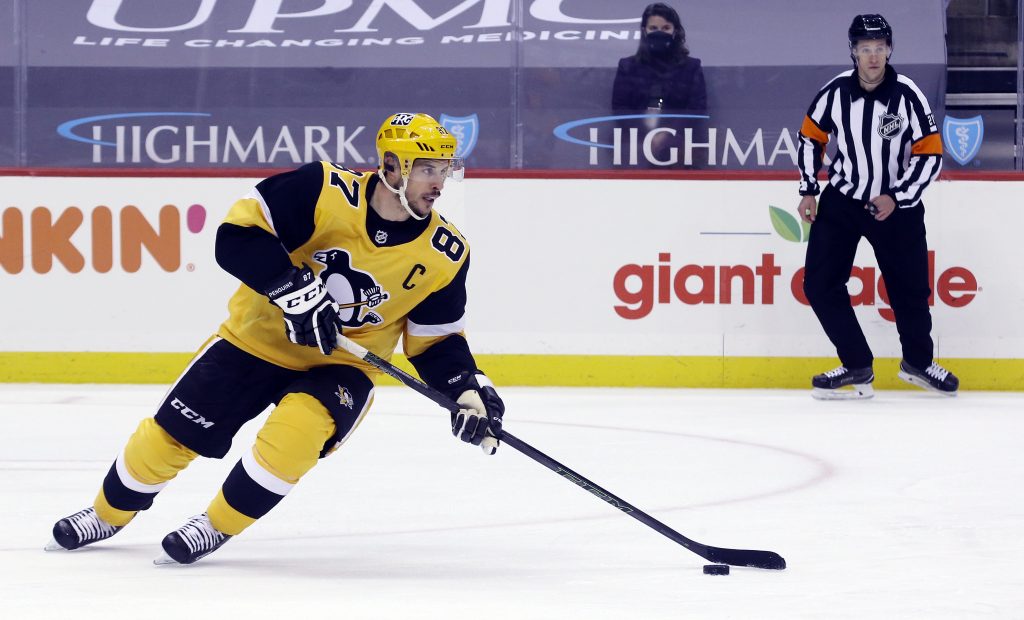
[897,360,959,396]
[811,365,874,400]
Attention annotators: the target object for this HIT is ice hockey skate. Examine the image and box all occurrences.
[897,360,959,396]
[45,507,125,551]
[811,365,874,400]
[154,513,232,565]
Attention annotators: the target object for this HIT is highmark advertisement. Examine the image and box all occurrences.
[4,0,948,170]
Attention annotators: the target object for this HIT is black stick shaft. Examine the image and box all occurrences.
[336,336,785,570]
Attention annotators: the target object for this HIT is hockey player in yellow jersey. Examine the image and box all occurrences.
[45,112,505,565]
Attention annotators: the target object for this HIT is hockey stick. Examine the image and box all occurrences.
[335,335,786,570]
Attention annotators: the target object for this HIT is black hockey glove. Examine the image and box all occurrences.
[264,264,340,356]
[445,371,504,455]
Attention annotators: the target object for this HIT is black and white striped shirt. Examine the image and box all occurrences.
[797,65,942,208]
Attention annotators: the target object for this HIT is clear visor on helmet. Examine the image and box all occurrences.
[407,157,465,183]
[852,42,889,57]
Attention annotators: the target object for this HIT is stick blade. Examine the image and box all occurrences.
[702,547,786,570]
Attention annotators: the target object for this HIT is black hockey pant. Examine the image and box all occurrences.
[802,185,934,370]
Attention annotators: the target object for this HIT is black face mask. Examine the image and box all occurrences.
[645,30,674,57]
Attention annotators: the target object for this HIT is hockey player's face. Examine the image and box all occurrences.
[404,159,451,216]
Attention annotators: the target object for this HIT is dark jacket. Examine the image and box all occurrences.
[611,55,707,115]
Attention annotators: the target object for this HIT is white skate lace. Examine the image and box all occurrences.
[68,508,116,543]
[925,362,949,381]
[823,366,848,378]
[177,515,224,553]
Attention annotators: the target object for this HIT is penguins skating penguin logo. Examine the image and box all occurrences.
[313,249,390,328]
[334,386,354,409]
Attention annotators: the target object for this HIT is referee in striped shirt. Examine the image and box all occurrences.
[796,14,958,399]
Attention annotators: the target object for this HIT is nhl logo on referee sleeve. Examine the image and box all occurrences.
[877,113,904,140]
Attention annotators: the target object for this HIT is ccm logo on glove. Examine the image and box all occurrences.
[264,264,342,356]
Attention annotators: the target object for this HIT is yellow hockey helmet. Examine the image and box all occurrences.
[376,113,462,178]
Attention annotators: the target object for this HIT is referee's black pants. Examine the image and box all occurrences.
[803,185,934,370]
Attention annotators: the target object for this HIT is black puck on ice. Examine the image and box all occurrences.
[703,564,730,575]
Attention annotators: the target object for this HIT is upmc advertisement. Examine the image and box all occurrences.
[1,0,951,170]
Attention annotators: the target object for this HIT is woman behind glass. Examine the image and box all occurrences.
[612,3,707,166]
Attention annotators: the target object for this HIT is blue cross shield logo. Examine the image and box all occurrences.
[942,115,984,166]
[439,113,479,159]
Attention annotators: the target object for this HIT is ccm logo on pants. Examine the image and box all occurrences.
[171,398,214,429]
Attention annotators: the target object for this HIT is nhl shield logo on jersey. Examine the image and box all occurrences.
[942,115,984,166]
[440,113,479,159]
[877,113,904,140]
[313,249,391,328]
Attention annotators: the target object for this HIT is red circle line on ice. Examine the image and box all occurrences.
[514,417,835,511]
[285,413,835,544]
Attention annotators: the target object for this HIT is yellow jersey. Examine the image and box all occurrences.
[215,162,472,378]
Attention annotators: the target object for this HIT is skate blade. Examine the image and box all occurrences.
[812,384,874,400]
[44,538,67,552]
[153,551,181,566]
[897,371,958,396]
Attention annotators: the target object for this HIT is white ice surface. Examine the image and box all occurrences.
[1,385,1022,619]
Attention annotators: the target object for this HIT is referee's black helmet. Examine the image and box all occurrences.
[849,14,893,47]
